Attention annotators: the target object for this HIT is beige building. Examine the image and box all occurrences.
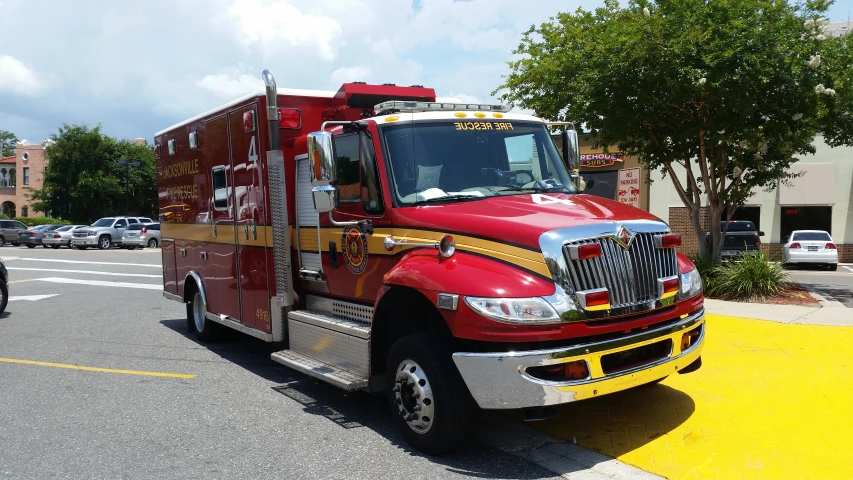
[0,141,51,218]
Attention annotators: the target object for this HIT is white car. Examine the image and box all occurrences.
[42,225,87,249]
[783,230,838,270]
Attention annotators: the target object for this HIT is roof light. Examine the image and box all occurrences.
[374,100,511,115]
[243,110,256,132]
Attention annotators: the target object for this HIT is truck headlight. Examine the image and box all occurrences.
[464,296,560,324]
[678,268,702,300]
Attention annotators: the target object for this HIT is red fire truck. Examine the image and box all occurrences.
[155,70,705,454]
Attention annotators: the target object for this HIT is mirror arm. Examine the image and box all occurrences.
[328,212,373,234]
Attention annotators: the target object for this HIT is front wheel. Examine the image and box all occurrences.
[186,290,220,342]
[98,236,111,249]
[386,333,472,455]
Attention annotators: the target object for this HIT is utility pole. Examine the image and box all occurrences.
[117,158,140,215]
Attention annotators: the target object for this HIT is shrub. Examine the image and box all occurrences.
[0,213,8,220]
[13,216,72,226]
[689,252,720,295]
[706,252,789,301]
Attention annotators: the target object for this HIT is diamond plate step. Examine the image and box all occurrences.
[289,310,370,339]
[271,350,368,391]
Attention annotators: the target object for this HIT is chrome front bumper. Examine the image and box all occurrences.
[452,308,705,410]
[71,237,98,246]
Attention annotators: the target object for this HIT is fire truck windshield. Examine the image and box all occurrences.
[381,121,576,206]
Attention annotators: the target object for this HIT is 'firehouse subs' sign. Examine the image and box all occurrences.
[580,152,625,168]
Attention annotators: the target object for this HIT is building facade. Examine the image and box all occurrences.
[0,141,50,218]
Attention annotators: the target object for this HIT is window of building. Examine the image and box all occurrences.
[23,167,29,186]
[21,206,28,217]
[780,206,832,243]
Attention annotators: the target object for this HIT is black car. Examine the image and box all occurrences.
[705,220,765,258]
[17,224,64,248]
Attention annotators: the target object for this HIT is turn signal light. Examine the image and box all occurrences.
[526,360,590,382]
[660,276,680,299]
[655,233,682,248]
[577,288,610,311]
[826,243,837,250]
[789,242,801,249]
[278,108,301,129]
[569,243,602,260]
[243,110,256,132]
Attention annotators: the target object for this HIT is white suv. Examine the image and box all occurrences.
[71,216,144,250]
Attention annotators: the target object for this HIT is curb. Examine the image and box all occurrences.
[805,290,847,308]
[474,414,663,479]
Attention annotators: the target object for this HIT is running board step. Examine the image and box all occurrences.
[288,310,370,339]
[271,350,368,391]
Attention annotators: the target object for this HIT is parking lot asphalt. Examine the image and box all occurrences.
[786,264,853,307]
[0,246,562,480]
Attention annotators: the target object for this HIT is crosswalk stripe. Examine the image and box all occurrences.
[7,267,161,278]
[36,277,162,290]
[9,258,161,268]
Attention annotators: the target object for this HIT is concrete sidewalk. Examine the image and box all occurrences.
[704,298,852,326]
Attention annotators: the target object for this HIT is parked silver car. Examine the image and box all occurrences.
[42,225,87,249]
[0,219,28,247]
[121,223,161,249]
[18,224,64,248]
[71,216,143,250]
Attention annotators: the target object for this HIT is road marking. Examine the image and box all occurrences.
[845,266,853,274]
[0,357,194,379]
[8,294,59,302]
[787,271,853,277]
[1,256,20,261]
[13,258,160,268]
[9,279,35,284]
[7,267,161,278]
[36,277,162,290]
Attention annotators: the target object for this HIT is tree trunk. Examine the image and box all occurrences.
[707,202,724,263]
[690,206,707,257]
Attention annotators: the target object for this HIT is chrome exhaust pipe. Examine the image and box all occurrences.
[262,69,280,150]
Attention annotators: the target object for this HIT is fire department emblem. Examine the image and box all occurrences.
[342,226,368,274]
[614,225,635,249]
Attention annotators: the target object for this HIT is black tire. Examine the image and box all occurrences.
[10,242,18,246]
[26,244,35,249]
[51,245,60,249]
[386,333,472,455]
[66,240,72,248]
[0,236,5,247]
[829,264,838,271]
[0,281,7,314]
[186,289,220,342]
[147,238,158,248]
[98,235,111,249]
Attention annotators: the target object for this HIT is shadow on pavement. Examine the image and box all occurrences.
[159,318,557,479]
[532,381,696,459]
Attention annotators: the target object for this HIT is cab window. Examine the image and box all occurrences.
[114,219,127,228]
[333,132,383,214]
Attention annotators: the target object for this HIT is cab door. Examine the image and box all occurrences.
[229,107,271,331]
[321,130,389,303]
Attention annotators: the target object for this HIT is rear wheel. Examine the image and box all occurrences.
[0,236,5,246]
[386,333,471,455]
[26,245,35,249]
[147,238,158,248]
[186,289,220,342]
[830,264,838,271]
[98,235,111,249]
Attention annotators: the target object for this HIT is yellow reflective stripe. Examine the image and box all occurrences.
[161,223,273,247]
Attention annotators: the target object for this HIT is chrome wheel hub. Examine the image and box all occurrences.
[193,294,206,332]
[393,359,435,434]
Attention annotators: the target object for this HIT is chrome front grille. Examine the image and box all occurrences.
[563,233,678,308]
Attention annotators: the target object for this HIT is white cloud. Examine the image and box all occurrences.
[196,66,265,99]
[0,55,46,96]
[443,93,483,104]
[225,0,344,61]
[330,65,372,86]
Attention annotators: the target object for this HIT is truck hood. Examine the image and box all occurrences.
[392,193,663,250]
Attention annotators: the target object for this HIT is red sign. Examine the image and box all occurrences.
[580,152,625,168]
[616,168,641,208]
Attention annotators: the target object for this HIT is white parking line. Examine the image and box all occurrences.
[10,258,160,268]
[845,266,853,274]
[35,278,162,290]
[6,267,161,278]
[8,294,59,302]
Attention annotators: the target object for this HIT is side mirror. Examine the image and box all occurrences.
[307,131,339,213]
[561,129,581,189]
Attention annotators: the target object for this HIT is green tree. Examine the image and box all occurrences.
[30,124,155,223]
[497,0,853,262]
[0,130,18,157]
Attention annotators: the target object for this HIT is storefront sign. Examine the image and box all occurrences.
[616,167,641,208]
[580,152,625,168]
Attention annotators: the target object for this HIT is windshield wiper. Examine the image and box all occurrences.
[411,194,487,206]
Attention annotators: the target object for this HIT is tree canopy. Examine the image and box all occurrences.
[31,124,156,223]
[0,130,18,157]
[497,0,853,261]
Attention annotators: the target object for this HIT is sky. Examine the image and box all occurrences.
[1,0,851,145]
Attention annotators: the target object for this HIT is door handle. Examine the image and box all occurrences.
[213,223,217,237]
[244,224,249,240]
[252,224,257,240]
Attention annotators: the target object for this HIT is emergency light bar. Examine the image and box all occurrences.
[374,101,512,115]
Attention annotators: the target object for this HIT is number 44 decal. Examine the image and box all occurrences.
[248,136,258,163]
